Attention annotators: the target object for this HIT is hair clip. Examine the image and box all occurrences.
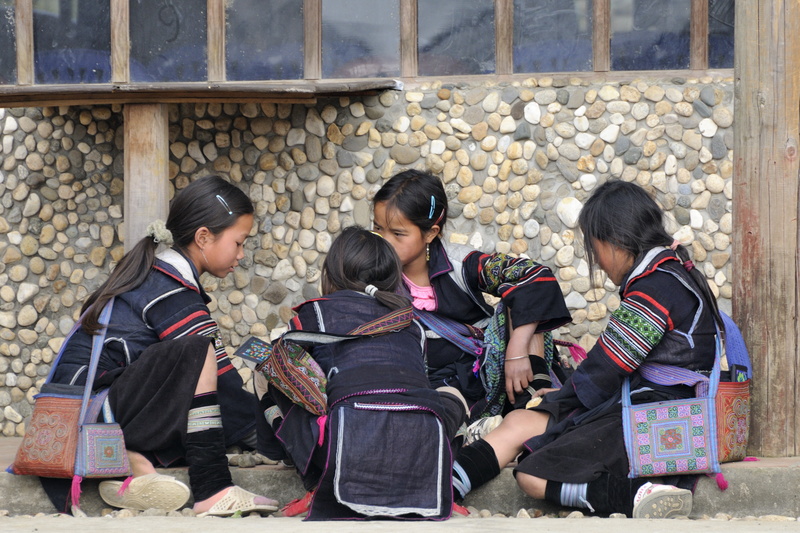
[428,195,435,219]
[370,231,384,239]
[215,194,233,215]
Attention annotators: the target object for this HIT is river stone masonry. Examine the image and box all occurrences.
[0,74,734,436]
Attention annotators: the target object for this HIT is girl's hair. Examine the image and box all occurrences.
[579,180,721,327]
[321,226,410,310]
[372,170,447,237]
[80,175,254,334]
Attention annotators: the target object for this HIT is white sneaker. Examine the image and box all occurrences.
[632,482,692,519]
[464,415,503,445]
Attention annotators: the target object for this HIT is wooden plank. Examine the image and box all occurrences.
[304,0,321,79]
[733,0,800,457]
[110,0,130,83]
[15,0,33,85]
[208,0,225,82]
[593,0,610,72]
[690,0,709,70]
[123,104,170,250]
[399,0,417,78]
[495,0,513,75]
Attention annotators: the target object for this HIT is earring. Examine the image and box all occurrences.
[426,243,430,262]
[201,249,210,267]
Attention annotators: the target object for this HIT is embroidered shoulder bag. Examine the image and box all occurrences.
[10,299,131,505]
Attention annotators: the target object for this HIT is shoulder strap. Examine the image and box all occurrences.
[278,304,415,348]
[78,298,115,425]
[414,308,484,357]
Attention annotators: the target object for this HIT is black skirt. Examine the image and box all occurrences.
[106,335,211,465]
[513,398,630,484]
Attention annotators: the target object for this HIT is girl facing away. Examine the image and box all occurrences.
[372,170,571,424]
[46,176,278,516]
[452,180,722,518]
[266,226,468,520]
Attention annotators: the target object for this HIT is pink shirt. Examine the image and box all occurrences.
[403,274,437,311]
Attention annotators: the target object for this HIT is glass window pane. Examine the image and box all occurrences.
[709,0,734,68]
[0,1,15,84]
[227,0,303,80]
[322,0,399,78]
[514,0,592,73]
[418,0,495,76]
[610,0,690,70]
[130,0,207,82]
[33,0,111,84]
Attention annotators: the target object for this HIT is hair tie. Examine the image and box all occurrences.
[146,219,174,245]
[683,260,694,272]
[670,239,680,251]
[364,284,379,297]
[428,196,436,219]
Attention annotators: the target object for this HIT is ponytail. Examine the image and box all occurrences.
[80,236,157,334]
[363,283,411,311]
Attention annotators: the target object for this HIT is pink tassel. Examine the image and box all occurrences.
[714,472,728,491]
[70,475,83,508]
[117,476,134,496]
[316,415,328,447]
[568,343,587,364]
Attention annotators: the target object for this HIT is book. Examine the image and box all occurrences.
[234,336,273,368]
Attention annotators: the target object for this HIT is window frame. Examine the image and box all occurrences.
[0,0,730,108]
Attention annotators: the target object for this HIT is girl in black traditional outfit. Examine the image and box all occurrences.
[372,170,571,422]
[269,226,467,520]
[452,180,722,518]
[47,176,277,516]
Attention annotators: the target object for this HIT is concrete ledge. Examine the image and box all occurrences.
[2,458,799,518]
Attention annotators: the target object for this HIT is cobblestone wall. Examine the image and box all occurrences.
[0,74,734,436]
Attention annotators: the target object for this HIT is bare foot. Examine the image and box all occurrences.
[127,450,157,477]
[193,486,278,514]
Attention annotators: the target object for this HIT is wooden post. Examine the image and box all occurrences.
[123,104,170,251]
[733,0,800,456]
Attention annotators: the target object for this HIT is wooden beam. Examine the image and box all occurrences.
[690,0,709,70]
[208,0,225,82]
[399,0,418,78]
[15,0,33,85]
[111,0,130,83]
[495,0,513,75]
[733,0,800,456]
[593,0,610,72]
[123,104,170,250]
[304,0,321,79]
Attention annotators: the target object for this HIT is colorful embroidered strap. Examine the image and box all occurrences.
[258,305,415,415]
[414,308,484,357]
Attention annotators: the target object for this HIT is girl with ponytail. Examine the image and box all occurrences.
[266,226,468,520]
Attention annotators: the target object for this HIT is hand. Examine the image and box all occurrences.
[532,387,558,398]
[504,357,534,405]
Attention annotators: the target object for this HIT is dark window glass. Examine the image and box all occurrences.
[33,0,111,84]
[514,0,592,73]
[610,0,690,70]
[0,1,15,84]
[130,0,207,82]
[418,0,495,76]
[322,0,399,78]
[709,0,734,68]
[226,0,303,80]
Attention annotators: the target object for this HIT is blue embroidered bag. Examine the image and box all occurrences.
[621,330,723,478]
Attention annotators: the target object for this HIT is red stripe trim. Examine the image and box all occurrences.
[159,310,209,339]
[624,256,679,292]
[217,363,234,375]
[627,290,673,330]
[153,265,200,293]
